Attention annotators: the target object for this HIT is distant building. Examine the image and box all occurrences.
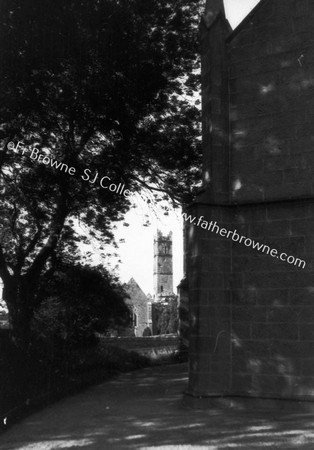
[152,230,178,335]
[122,231,177,337]
[153,230,174,302]
[123,278,151,337]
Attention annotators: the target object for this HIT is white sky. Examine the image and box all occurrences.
[111,1,262,294]
[224,0,261,29]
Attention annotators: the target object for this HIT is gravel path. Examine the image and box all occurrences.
[1,363,314,449]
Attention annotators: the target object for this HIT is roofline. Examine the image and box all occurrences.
[226,0,271,43]
[200,10,232,34]
[125,278,147,297]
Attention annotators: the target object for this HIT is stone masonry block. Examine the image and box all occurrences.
[232,306,267,323]
[289,288,314,305]
[255,288,290,307]
[302,359,314,376]
[206,289,231,306]
[232,322,252,340]
[298,307,314,323]
[299,324,314,341]
[231,373,254,394]
[266,306,300,323]
[251,323,299,340]
[232,288,257,306]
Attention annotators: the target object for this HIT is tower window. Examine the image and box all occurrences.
[148,302,152,321]
[160,285,163,293]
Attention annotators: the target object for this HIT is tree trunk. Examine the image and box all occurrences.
[3,277,37,348]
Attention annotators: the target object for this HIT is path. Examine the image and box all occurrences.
[0,363,314,449]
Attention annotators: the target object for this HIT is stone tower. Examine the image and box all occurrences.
[153,230,173,301]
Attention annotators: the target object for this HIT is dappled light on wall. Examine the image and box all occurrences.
[265,136,282,155]
[204,169,210,182]
[232,178,242,196]
[231,331,242,349]
[259,83,275,95]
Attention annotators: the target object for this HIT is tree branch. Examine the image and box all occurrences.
[24,223,43,259]
[79,127,95,152]
[26,193,68,283]
[15,223,43,273]
[0,243,12,284]
[131,174,180,205]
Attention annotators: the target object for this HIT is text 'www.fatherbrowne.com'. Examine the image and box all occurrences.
[181,212,306,269]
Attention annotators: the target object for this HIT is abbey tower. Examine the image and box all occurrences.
[153,230,174,301]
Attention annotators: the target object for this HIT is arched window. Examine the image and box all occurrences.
[133,309,138,327]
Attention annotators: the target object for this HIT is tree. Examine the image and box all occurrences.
[0,0,201,344]
[33,263,131,345]
[157,297,178,335]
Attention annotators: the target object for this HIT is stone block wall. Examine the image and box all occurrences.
[186,198,314,402]
[99,335,179,357]
[185,0,314,405]
[228,0,314,203]
[230,200,314,399]
[186,204,232,396]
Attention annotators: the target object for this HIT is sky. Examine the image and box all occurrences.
[224,0,261,28]
[110,0,262,295]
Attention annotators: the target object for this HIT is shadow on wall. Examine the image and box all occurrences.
[230,326,314,399]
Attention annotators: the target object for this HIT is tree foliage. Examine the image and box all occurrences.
[153,297,178,335]
[32,263,130,345]
[0,0,201,342]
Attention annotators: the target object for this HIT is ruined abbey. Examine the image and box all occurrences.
[124,230,175,336]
